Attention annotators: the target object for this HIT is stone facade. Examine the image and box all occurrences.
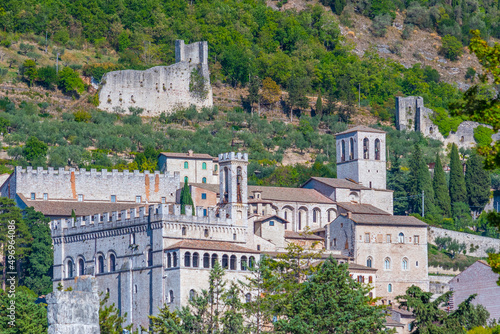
[158,150,219,184]
[449,260,500,320]
[47,276,100,334]
[395,96,500,149]
[429,226,500,258]
[98,40,213,116]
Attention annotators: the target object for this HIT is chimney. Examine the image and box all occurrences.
[347,212,352,219]
[188,150,194,157]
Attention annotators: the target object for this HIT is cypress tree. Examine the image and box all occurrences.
[433,154,451,217]
[407,144,435,216]
[315,93,323,116]
[449,144,467,205]
[180,181,194,215]
[387,156,408,215]
[465,152,491,215]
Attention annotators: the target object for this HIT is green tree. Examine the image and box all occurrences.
[449,144,468,205]
[180,181,194,215]
[149,307,182,334]
[99,292,133,334]
[22,59,37,87]
[22,207,53,295]
[273,257,386,333]
[0,286,47,333]
[37,66,57,89]
[441,35,464,61]
[388,156,409,215]
[286,76,311,122]
[57,67,85,95]
[397,286,489,333]
[407,144,435,216]
[22,136,48,163]
[247,76,261,115]
[315,93,323,116]
[466,152,491,214]
[433,154,452,217]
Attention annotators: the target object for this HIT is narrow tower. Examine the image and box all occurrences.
[219,152,248,225]
[335,126,386,189]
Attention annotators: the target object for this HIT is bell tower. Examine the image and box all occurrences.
[219,152,248,224]
[335,126,386,189]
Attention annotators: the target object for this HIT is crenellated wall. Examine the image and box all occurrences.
[98,40,212,116]
[1,166,179,203]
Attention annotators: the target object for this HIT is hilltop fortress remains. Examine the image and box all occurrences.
[395,96,500,148]
[98,40,213,116]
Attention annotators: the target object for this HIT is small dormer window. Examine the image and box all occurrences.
[269,221,275,226]
[257,193,260,199]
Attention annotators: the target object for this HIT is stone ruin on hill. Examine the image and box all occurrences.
[395,96,500,148]
[98,40,213,116]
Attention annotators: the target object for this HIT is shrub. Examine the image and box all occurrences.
[465,67,476,82]
[440,35,463,61]
[423,66,440,83]
[402,25,413,40]
[405,4,432,29]
[432,107,464,136]
[473,125,494,146]
[371,14,392,37]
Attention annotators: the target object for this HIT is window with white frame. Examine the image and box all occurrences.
[384,258,391,270]
[43,193,48,200]
[78,194,83,202]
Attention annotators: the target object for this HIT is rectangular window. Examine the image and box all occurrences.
[78,194,83,202]
[203,209,207,216]
[201,193,207,200]
[414,235,420,244]
[269,221,275,226]
[161,197,166,204]
[364,233,370,243]
[136,196,141,203]
[333,238,337,247]
[386,234,391,243]
[257,245,261,251]
[31,193,35,200]
[43,193,48,200]
[111,195,116,203]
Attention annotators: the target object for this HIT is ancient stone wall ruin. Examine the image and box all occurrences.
[98,40,213,116]
[47,276,100,334]
[395,96,500,148]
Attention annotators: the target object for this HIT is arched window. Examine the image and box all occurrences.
[341,140,346,162]
[398,232,405,243]
[349,137,354,160]
[363,138,369,159]
[173,252,178,267]
[184,161,188,169]
[230,255,237,270]
[184,176,188,183]
[148,249,153,266]
[109,254,116,272]
[185,252,191,267]
[402,258,408,270]
[366,257,372,268]
[313,209,320,223]
[204,229,209,237]
[203,253,210,268]
[189,289,196,301]
[249,256,256,269]
[368,276,373,283]
[388,284,392,293]
[202,177,207,184]
[211,254,218,268]
[78,258,85,276]
[222,254,229,269]
[202,162,207,170]
[375,139,381,160]
[167,253,172,268]
[67,260,74,278]
[384,258,391,270]
[245,293,251,303]
[169,290,174,303]
[328,209,336,222]
[193,252,199,267]
[98,255,104,274]
[236,167,243,203]
[241,256,248,270]
[182,227,186,236]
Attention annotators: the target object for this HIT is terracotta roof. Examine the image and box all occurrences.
[335,125,386,136]
[312,227,325,232]
[160,152,215,160]
[337,202,391,215]
[478,260,491,267]
[284,230,324,241]
[347,263,378,272]
[263,251,349,260]
[390,307,415,317]
[248,186,334,204]
[384,316,404,327]
[346,213,427,227]
[19,196,142,217]
[305,177,370,190]
[164,239,260,253]
[188,183,219,193]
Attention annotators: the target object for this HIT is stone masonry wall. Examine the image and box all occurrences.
[98,40,212,116]
[47,276,100,334]
[428,226,500,257]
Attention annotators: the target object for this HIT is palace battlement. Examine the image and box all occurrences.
[16,166,178,180]
[218,152,248,163]
[50,204,235,237]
